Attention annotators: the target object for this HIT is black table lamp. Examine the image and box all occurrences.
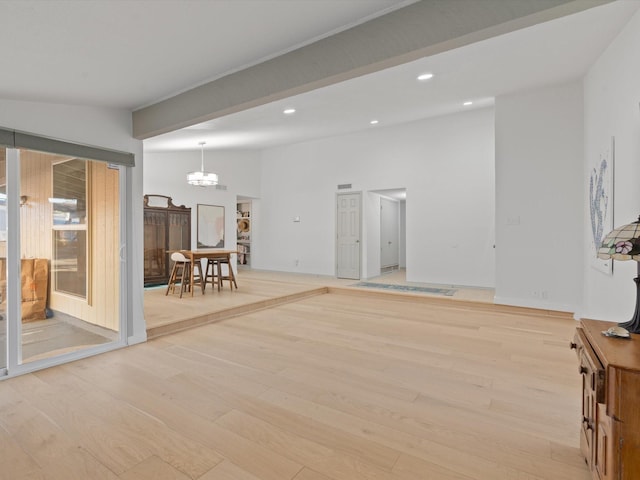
[598,215,640,333]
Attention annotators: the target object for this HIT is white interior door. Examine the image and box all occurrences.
[380,197,399,269]
[336,193,361,279]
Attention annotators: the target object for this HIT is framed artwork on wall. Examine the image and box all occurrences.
[589,136,614,275]
[197,204,225,248]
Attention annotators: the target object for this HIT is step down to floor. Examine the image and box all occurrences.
[146,286,328,339]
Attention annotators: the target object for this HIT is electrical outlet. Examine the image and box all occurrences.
[541,290,548,299]
[294,259,299,266]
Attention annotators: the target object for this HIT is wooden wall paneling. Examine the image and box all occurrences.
[87,161,119,331]
[107,165,120,331]
[15,153,120,332]
[92,161,105,326]
[20,151,54,260]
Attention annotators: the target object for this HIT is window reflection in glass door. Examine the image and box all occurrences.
[51,159,88,298]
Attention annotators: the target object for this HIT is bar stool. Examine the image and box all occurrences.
[204,257,237,291]
[203,258,222,292]
[218,257,238,290]
[166,252,204,298]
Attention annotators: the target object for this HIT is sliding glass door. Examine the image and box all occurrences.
[0,132,131,374]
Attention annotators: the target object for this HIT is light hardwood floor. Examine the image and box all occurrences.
[0,285,588,480]
[145,268,495,338]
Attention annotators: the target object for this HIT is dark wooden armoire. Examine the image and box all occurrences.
[143,194,191,286]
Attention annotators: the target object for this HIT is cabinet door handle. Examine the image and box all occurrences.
[582,419,594,432]
[579,366,588,375]
[570,341,578,350]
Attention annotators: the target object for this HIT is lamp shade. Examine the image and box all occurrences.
[187,171,218,186]
[187,141,219,187]
[597,216,640,261]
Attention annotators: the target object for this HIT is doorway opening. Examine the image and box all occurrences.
[236,196,254,269]
[370,188,406,278]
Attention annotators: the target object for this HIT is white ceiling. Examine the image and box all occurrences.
[145,0,640,152]
[1,0,638,154]
[0,0,414,108]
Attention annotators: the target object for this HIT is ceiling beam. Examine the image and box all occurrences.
[132,0,611,140]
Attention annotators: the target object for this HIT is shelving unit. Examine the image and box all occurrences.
[237,201,251,266]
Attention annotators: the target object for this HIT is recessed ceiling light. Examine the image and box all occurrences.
[283,108,296,115]
[463,101,473,106]
[417,73,434,81]
[370,120,379,125]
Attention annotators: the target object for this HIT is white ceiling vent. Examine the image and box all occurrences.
[337,183,352,190]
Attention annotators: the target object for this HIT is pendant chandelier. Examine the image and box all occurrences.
[187,141,219,186]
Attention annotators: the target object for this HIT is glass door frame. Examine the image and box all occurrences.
[5,147,20,374]
[2,147,131,378]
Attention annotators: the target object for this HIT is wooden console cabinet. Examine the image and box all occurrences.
[571,320,640,479]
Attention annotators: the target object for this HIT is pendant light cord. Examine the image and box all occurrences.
[200,141,206,171]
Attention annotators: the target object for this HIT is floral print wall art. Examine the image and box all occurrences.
[589,136,614,275]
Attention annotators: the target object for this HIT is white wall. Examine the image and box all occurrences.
[0,99,146,345]
[495,82,584,313]
[143,150,261,255]
[582,9,640,322]
[137,7,638,321]
[254,108,495,286]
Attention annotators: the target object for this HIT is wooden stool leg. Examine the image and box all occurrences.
[202,259,209,292]
[213,259,220,291]
[203,258,216,292]
[229,263,238,289]
[165,262,179,295]
[179,261,190,298]
[194,261,205,294]
[218,261,237,290]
